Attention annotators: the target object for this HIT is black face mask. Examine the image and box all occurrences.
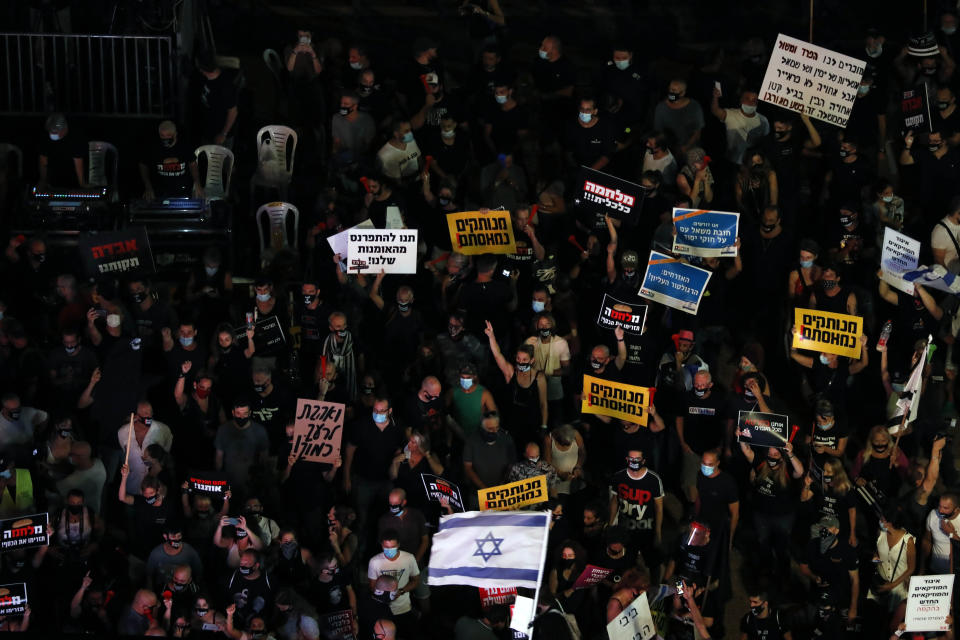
[516,362,532,372]
[144,496,157,505]
[161,137,176,148]
[339,107,351,116]
[238,566,252,576]
[481,430,498,443]
[774,130,789,140]
[590,359,603,370]
[68,504,83,515]
[131,291,147,303]
[235,417,249,427]
[751,604,765,615]
[627,458,642,470]
[539,328,552,338]
[873,443,888,453]
[761,223,777,232]
[303,294,316,305]
[766,458,781,467]
[172,582,187,591]
[253,384,266,393]
[8,410,20,421]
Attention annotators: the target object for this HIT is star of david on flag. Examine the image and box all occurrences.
[428,511,551,589]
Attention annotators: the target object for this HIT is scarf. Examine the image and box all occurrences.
[322,331,357,401]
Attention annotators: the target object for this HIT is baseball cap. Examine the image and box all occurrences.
[815,397,834,418]
[674,329,694,342]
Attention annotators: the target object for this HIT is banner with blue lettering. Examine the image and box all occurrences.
[672,208,739,257]
[638,251,712,315]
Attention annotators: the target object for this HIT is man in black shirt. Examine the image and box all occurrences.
[609,448,664,567]
[198,54,239,147]
[739,589,789,640]
[138,120,200,200]
[798,515,859,623]
[250,366,295,452]
[564,96,618,171]
[297,279,336,383]
[598,45,650,128]
[37,112,86,188]
[695,450,739,543]
[533,35,575,143]
[457,254,517,337]
[676,371,726,505]
[226,549,274,628]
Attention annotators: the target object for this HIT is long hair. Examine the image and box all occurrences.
[823,458,852,494]
[862,425,892,462]
[754,449,790,489]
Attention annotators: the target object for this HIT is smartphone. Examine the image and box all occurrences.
[501,268,511,278]
[225,517,240,526]
[714,80,722,96]
[202,623,220,631]
[675,580,685,596]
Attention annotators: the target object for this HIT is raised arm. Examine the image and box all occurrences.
[484,320,514,382]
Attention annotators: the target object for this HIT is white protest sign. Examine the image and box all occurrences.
[509,595,535,638]
[347,229,418,274]
[386,206,405,229]
[881,227,921,295]
[760,34,866,128]
[905,574,954,632]
[326,218,374,258]
[606,591,656,640]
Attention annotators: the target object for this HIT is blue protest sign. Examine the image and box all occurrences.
[638,251,712,315]
[671,208,739,257]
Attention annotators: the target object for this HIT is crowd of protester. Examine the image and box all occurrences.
[11,2,960,639]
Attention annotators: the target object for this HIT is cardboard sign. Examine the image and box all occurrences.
[596,293,648,336]
[291,399,345,465]
[0,513,48,551]
[671,208,739,257]
[736,411,790,448]
[572,564,613,589]
[187,471,229,495]
[478,475,548,511]
[0,584,27,617]
[902,86,933,132]
[639,251,712,315]
[78,227,156,277]
[446,210,517,255]
[421,473,465,512]
[881,227,921,295]
[576,166,646,222]
[580,375,651,426]
[902,264,960,295]
[347,229,418,274]
[607,591,656,640]
[905,574,955,632]
[792,308,863,358]
[320,609,355,640]
[759,34,866,127]
[479,586,517,607]
[233,316,286,356]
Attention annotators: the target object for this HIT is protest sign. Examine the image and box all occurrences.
[326,218,375,257]
[759,33,866,127]
[187,471,228,495]
[576,166,646,223]
[478,475,548,511]
[479,586,517,607]
[581,375,651,426]
[320,609,355,640]
[572,564,613,590]
[596,293,648,336]
[0,584,27,617]
[607,590,657,640]
[233,316,286,356]
[509,596,535,639]
[880,227,921,295]
[446,210,517,255]
[346,229,418,274]
[736,411,790,448]
[291,399,345,465]
[902,264,960,295]
[0,513,48,551]
[421,473,465,512]
[792,308,863,359]
[905,574,955,632]
[639,251,712,315]
[671,208,739,257]
[78,227,155,277]
[902,86,933,132]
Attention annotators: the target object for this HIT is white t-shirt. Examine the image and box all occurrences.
[925,509,960,572]
[931,216,960,273]
[642,150,678,186]
[376,140,422,181]
[367,550,420,614]
[117,421,173,495]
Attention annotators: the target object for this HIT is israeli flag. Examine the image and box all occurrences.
[427,510,551,589]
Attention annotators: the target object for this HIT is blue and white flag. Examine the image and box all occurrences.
[427,511,550,589]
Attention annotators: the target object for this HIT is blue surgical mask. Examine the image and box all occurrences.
[373,412,388,424]
[205,266,218,277]
[857,85,870,96]
[800,259,814,268]
[460,377,473,390]
[401,132,414,143]
[740,104,757,115]
[49,132,62,141]
[614,59,630,71]
[579,112,593,124]
[866,46,882,58]
[819,354,830,365]
[495,95,508,104]
[538,49,549,60]
[383,547,399,559]
[0,470,11,479]
[532,300,545,313]
[818,420,834,430]
[256,293,271,302]
[700,464,715,477]
[180,336,194,347]
[441,128,455,139]
[882,195,894,203]
[945,26,957,35]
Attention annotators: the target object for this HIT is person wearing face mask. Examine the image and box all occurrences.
[507,442,560,496]
[367,531,420,638]
[851,426,910,505]
[483,82,529,159]
[522,314,569,423]
[532,35,575,143]
[426,116,471,184]
[900,127,960,215]
[190,594,226,632]
[765,112,820,222]
[931,195,960,274]
[734,149,777,223]
[676,147,715,208]
[676,371,726,505]
[844,68,888,160]
[215,399,269,501]
[654,79,704,158]
[791,332,869,423]
[920,493,960,574]
[467,44,514,98]
[827,205,874,271]
[695,450,739,549]
[933,86,960,147]
[182,490,230,553]
[376,120,422,184]
[546,541,588,614]
[807,263,858,316]
[226,549,274,629]
[447,363,498,441]
[370,281,425,372]
[118,588,159,635]
[0,392,47,450]
[436,312,487,388]
[739,589,789,640]
[67,573,111,635]
[359,575,398,640]
[127,278,178,354]
[798,515,860,625]
[355,69,393,131]
[564,95,618,171]
[118,472,175,557]
[710,87,770,166]
[174,365,225,471]
[117,400,172,498]
[49,488,99,567]
[245,277,290,346]
[869,178,905,246]
[462,413,516,499]
[312,552,356,621]
[865,509,916,636]
[598,43,650,127]
[37,112,86,189]
[242,497,279,548]
[56,441,106,515]
[270,530,313,591]
[486,329,548,447]
[210,324,254,410]
[609,448,664,562]
[163,320,207,387]
[360,174,407,230]
[787,239,822,312]
[376,489,430,608]
[184,247,232,332]
[331,90,375,168]
[284,29,322,81]
[295,279,335,382]
[158,564,201,612]
[322,311,358,402]
[138,120,201,200]
[640,130,678,185]
[249,366,295,453]
[46,328,98,409]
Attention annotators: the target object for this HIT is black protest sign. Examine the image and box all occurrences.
[575,166,646,224]
[78,227,156,277]
[596,293,648,336]
[292,399,346,465]
[320,609,355,640]
[421,473,465,512]
[902,86,933,132]
[187,470,229,495]
[0,583,27,617]
[736,411,789,448]
[0,513,48,551]
[233,316,286,356]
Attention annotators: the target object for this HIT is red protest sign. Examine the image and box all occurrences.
[479,587,517,607]
[292,399,345,465]
[572,564,613,589]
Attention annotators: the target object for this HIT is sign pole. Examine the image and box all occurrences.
[809,0,814,43]
[124,412,134,467]
[527,511,552,640]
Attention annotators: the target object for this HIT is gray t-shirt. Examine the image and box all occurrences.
[145,543,204,588]
[653,100,705,149]
[214,421,269,488]
[463,431,516,488]
[331,112,376,161]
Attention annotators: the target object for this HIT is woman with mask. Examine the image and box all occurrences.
[273,529,314,590]
[734,148,778,222]
[141,443,175,492]
[190,594,226,632]
[866,509,916,634]
[869,178,906,244]
[808,263,858,316]
[328,505,358,574]
[852,426,910,511]
[390,432,444,519]
[676,147,714,208]
[522,314,570,427]
[896,436,947,537]
[801,457,859,548]
[312,551,357,618]
[544,424,586,496]
[791,333,869,422]
[208,323,254,408]
[184,247,232,337]
[175,365,226,471]
[787,239,822,311]
[547,540,588,616]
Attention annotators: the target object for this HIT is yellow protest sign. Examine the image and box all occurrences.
[446,210,517,255]
[478,475,548,511]
[792,308,863,359]
[580,375,651,426]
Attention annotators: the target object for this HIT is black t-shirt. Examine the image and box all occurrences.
[133,497,176,556]
[740,610,787,640]
[532,57,575,95]
[751,463,797,515]
[598,62,649,122]
[802,538,858,604]
[487,104,530,155]
[348,417,405,481]
[140,137,195,197]
[680,390,727,454]
[610,469,663,533]
[828,156,873,207]
[299,301,337,350]
[672,535,720,580]
[312,570,352,614]
[368,191,406,229]
[38,132,86,186]
[810,423,849,475]
[200,70,240,139]
[426,134,470,177]
[695,471,738,530]
[764,134,805,199]
[251,384,296,447]
[812,489,857,540]
[458,279,513,336]
[809,359,850,414]
[225,570,273,627]
[564,118,618,167]
[131,302,178,350]
[612,427,656,470]
[622,329,660,388]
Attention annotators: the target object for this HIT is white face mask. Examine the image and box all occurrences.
[614,59,630,71]
[740,104,757,115]
[49,132,62,141]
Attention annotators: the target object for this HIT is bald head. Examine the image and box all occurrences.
[525,442,540,460]
[373,619,397,640]
[421,376,441,399]
[375,574,398,592]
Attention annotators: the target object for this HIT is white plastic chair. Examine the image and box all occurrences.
[255,201,299,266]
[194,144,235,201]
[88,141,119,193]
[0,143,23,180]
[251,125,297,199]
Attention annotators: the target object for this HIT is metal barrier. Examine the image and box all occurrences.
[0,32,176,117]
